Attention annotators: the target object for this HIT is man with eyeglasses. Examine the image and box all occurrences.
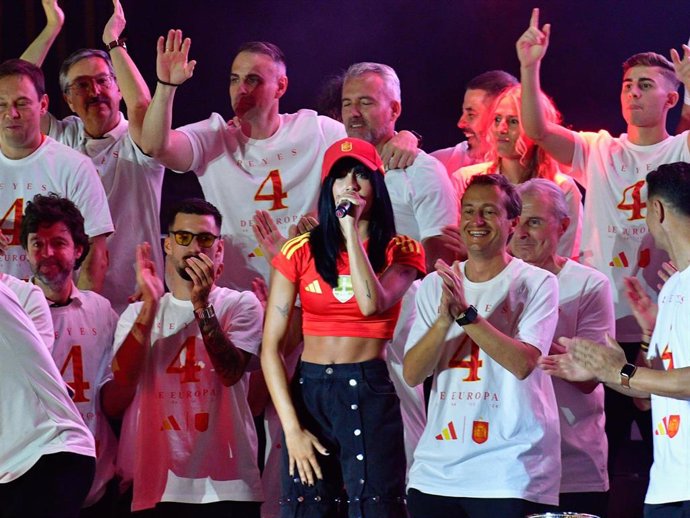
[23,0,164,313]
[103,199,264,516]
[0,57,113,290]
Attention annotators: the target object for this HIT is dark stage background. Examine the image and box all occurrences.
[2,0,688,225]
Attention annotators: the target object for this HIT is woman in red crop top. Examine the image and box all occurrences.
[262,138,425,518]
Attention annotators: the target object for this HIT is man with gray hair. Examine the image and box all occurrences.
[511,178,614,517]
[431,70,518,175]
[341,61,458,473]
[25,0,164,312]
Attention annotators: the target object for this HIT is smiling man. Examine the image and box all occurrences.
[511,179,614,517]
[21,193,119,513]
[431,70,517,176]
[403,173,560,518]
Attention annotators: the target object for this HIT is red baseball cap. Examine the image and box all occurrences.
[321,137,385,180]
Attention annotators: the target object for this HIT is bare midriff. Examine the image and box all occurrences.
[302,335,387,364]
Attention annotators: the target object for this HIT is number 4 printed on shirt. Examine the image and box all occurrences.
[254,169,288,211]
[617,180,646,221]
[448,336,483,382]
[60,345,91,403]
[166,336,202,383]
[0,198,24,246]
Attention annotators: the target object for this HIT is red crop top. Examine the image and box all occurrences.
[272,233,426,339]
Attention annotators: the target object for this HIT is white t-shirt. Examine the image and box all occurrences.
[386,150,458,241]
[0,281,94,483]
[553,259,614,493]
[454,162,583,259]
[644,266,690,505]
[0,273,54,351]
[430,141,476,176]
[177,109,345,289]
[571,130,690,341]
[48,114,165,314]
[0,137,114,281]
[384,151,457,475]
[405,258,561,505]
[115,287,264,511]
[49,286,118,507]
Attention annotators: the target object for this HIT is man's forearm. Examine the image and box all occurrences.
[197,313,247,387]
[403,318,451,387]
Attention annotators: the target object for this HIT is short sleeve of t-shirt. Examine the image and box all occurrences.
[272,234,311,283]
[176,113,229,174]
[385,235,427,277]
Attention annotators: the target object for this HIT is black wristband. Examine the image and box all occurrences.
[105,38,127,51]
[157,78,183,87]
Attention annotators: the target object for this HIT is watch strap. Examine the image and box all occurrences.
[620,363,637,388]
[194,305,216,321]
[105,38,127,51]
[455,305,478,327]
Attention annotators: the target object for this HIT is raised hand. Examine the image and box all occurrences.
[135,243,164,304]
[657,261,677,290]
[252,210,287,264]
[435,259,467,322]
[439,224,465,258]
[538,352,595,383]
[103,0,125,44]
[288,214,318,238]
[41,0,64,29]
[516,8,551,68]
[156,29,197,86]
[623,276,657,338]
[185,252,217,310]
[670,44,690,90]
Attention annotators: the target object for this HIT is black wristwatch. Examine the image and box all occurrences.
[620,363,638,388]
[105,38,127,52]
[455,305,478,327]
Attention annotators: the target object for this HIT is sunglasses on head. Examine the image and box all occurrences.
[169,230,220,248]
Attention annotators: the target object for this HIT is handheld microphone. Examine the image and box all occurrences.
[335,201,351,219]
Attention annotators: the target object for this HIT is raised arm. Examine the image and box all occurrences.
[101,243,162,418]
[339,193,418,316]
[76,234,108,293]
[20,0,64,66]
[140,29,196,171]
[670,44,690,141]
[260,271,328,486]
[517,8,577,166]
[102,0,150,144]
[185,252,252,387]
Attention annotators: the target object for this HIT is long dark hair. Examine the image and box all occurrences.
[310,158,396,287]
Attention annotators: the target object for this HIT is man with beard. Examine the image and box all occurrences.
[20,193,119,514]
[103,199,264,516]
[431,70,518,176]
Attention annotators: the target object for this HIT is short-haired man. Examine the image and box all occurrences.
[341,61,458,470]
[103,199,264,514]
[21,193,118,512]
[140,34,418,293]
[511,179,614,517]
[403,174,560,518]
[517,7,690,465]
[0,58,113,291]
[431,70,518,175]
[543,162,690,517]
[25,0,165,312]
[0,281,95,517]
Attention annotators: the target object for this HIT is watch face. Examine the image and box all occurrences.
[621,363,636,377]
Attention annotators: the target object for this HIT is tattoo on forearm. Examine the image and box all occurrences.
[365,280,371,299]
[198,315,245,383]
[277,303,290,318]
